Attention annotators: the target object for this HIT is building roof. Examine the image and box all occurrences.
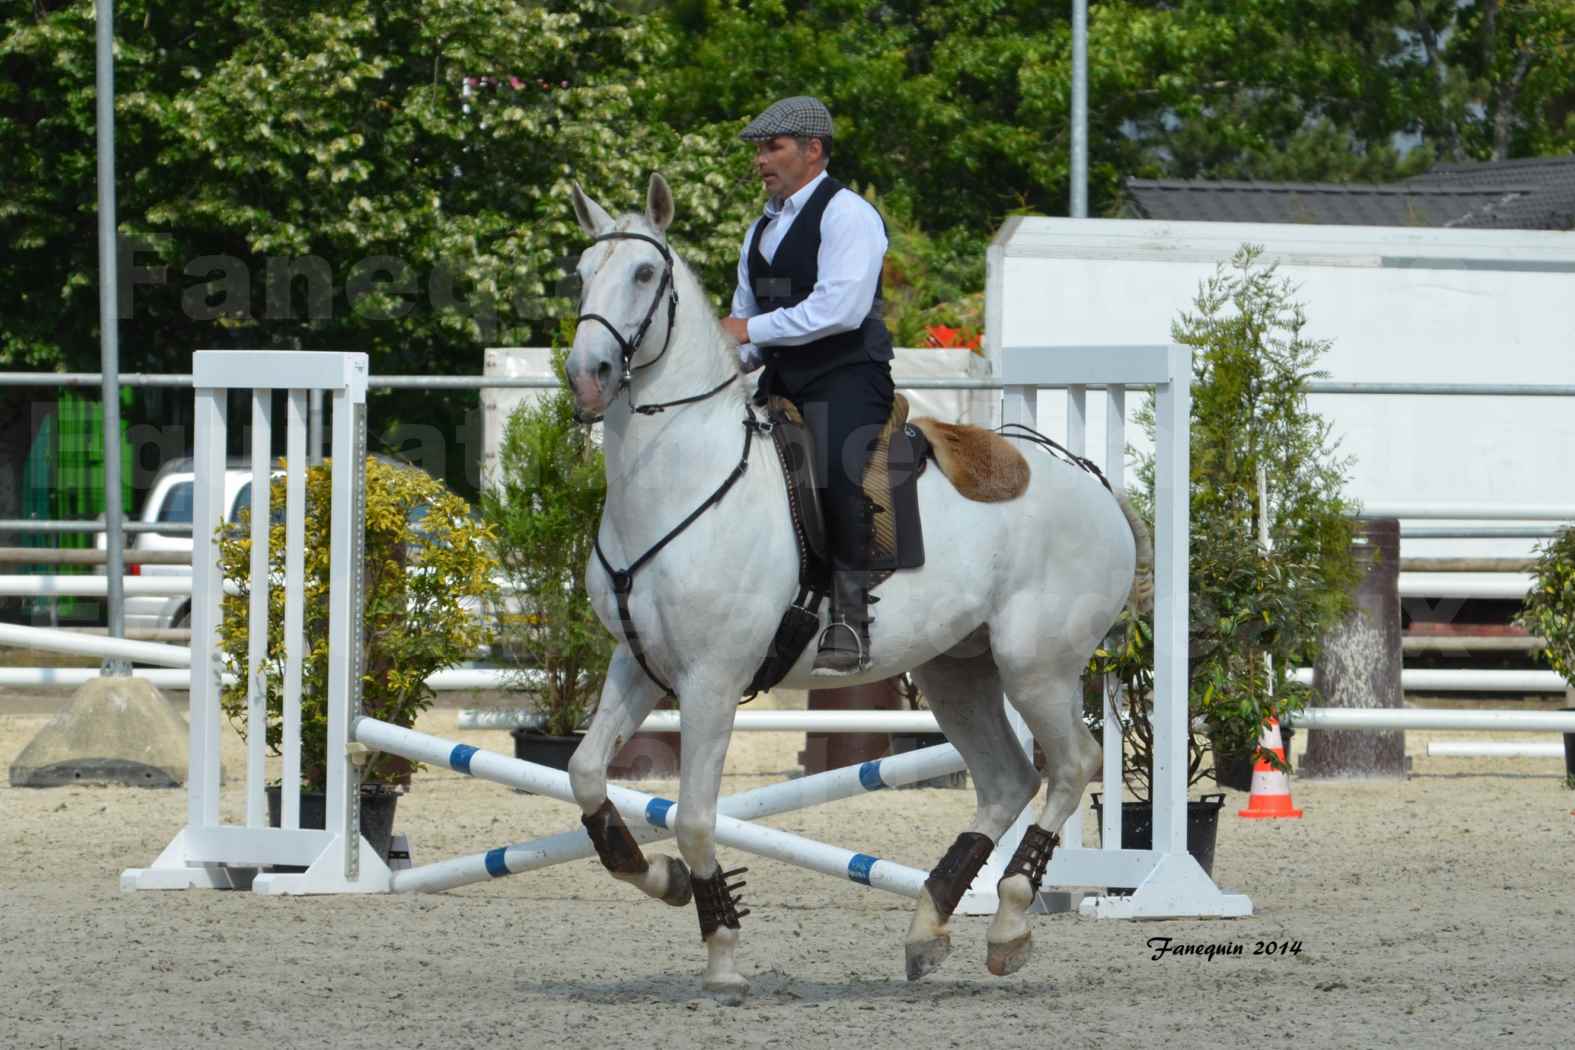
[1122,155,1575,231]
[1401,155,1575,230]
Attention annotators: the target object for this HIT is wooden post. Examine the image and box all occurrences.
[799,678,902,774]
[1303,518,1406,778]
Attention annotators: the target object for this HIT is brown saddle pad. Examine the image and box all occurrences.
[861,394,917,569]
[910,417,1030,502]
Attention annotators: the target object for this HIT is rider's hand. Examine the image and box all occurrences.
[720,315,751,344]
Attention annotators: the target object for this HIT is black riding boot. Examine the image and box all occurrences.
[812,570,877,675]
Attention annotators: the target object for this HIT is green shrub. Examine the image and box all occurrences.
[1090,246,1361,799]
[867,188,987,350]
[480,355,613,737]
[217,457,498,789]
[1518,526,1575,690]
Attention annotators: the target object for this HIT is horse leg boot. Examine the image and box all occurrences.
[986,716,1101,976]
[985,825,1059,976]
[904,653,1041,981]
[580,800,692,906]
[904,832,995,980]
[691,863,751,1001]
[673,691,750,1002]
[568,652,688,904]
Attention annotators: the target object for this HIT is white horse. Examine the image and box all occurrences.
[561,174,1149,1001]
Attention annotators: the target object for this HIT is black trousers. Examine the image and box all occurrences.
[766,360,895,568]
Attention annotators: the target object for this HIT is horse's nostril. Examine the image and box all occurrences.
[597,361,613,381]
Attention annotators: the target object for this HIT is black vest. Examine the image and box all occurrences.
[748,176,894,391]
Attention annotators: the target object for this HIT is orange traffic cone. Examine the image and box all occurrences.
[1237,717,1303,819]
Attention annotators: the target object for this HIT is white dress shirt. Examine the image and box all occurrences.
[730,171,887,369]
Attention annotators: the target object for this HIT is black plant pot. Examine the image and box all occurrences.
[1562,707,1575,780]
[1090,793,1225,894]
[1211,726,1295,792]
[510,730,584,773]
[265,783,401,871]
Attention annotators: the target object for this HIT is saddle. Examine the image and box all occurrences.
[743,394,1033,696]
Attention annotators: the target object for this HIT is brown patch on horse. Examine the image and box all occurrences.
[911,418,1030,502]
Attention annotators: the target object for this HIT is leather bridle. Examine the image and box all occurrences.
[575,231,678,393]
[572,230,737,422]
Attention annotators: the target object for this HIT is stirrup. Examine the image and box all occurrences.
[811,620,866,675]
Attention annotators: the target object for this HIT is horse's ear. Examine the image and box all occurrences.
[572,182,614,237]
[646,173,675,233]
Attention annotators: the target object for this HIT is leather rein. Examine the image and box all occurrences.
[574,230,762,697]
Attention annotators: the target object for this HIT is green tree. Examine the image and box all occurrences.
[1,1,756,492]
[1093,246,1361,798]
[480,351,611,737]
[650,1,1575,236]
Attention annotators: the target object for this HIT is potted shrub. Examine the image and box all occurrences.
[1085,247,1360,868]
[217,456,498,858]
[1515,524,1575,788]
[480,350,622,773]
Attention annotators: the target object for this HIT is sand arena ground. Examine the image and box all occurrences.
[2,686,1572,1050]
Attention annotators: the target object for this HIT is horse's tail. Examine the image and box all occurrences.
[1116,491,1155,614]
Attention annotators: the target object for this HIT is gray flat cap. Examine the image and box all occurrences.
[739,96,834,142]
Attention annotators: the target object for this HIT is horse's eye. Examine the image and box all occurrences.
[635,263,656,283]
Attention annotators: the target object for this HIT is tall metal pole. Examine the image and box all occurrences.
[1070,0,1088,218]
[95,0,128,672]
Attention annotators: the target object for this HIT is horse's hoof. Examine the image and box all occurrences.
[703,975,750,1005]
[986,932,1032,977]
[661,855,693,907]
[905,934,952,981]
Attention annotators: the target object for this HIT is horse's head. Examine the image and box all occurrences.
[565,174,678,417]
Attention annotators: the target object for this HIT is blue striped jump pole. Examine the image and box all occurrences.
[386,734,969,894]
[353,718,947,899]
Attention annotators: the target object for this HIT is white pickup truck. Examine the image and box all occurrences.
[114,459,262,634]
[112,459,496,652]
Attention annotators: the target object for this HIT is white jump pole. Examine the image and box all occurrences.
[0,621,191,667]
[1293,708,1575,732]
[1426,741,1566,758]
[0,575,196,596]
[390,740,970,895]
[355,718,931,899]
[0,666,532,691]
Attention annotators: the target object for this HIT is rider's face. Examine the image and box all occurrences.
[754,136,822,199]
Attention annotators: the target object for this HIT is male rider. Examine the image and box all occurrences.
[719,96,895,674]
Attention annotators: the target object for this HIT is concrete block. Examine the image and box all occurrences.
[9,675,189,787]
